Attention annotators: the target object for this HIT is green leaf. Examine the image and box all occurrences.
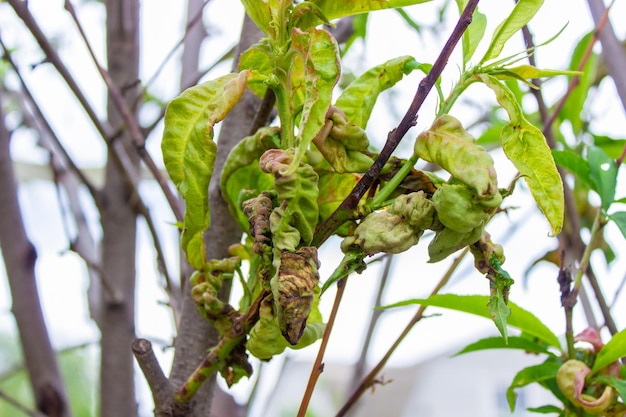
[480,0,544,63]
[335,55,425,128]
[478,74,563,235]
[162,71,249,269]
[239,40,273,98]
[506,362,561,412]
[415,115,498,197]
[297,0,433,29]
[455,336,551,356]
[526,404,565,414]
[382,294,561,348]
[488,289,511,341]
[593,134,626,159]
[610,212,626,240]
[240,0,279,38]
[488,65,581,83]
[560,32,598,135]
[587,146,617,212]
[288,27,340,175]
[591,327,626,374]
[456,1,486,66]
[551,149,593,190]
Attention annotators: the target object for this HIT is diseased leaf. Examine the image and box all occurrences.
[335,55,425,128]
[479,74,563,235]
[240,0,279,38]
[239,40,273,97]
[454,336,551,356]
[456,0,486,66]
[610,212,626,240]
[261,149,320,249]
[506,362,561,411]
[587,146,617,212]
[221,127,280,231]
[288,28,340,174]
[381,294,561,348]
[162,71,249,269]
[591,327,626,374]
[297,0,433,29]
[415,115,498,197]
[480,0,544,63]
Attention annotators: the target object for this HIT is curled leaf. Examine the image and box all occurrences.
[221,127,280,231]
[415,115,498,198]
[162,71,250,269]
[272,246,320,345]
[261,149,320,249]
[432,184,491,233]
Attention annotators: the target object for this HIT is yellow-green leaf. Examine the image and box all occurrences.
[296,0,432,29]
[480,0,544,63]
[478,74,563,235]
[162,71,250,269]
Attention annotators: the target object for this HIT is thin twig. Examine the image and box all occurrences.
[297,277,349,417]
[312,0,480,246]
[335,247,468,417]
[518,2,618,334]
[0,389,47,417]
[132,338,175,415]
[63,0,183,222]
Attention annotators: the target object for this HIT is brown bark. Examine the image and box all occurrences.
[0,94,73,417]
[168,13,264,417]
[99,1,141,416]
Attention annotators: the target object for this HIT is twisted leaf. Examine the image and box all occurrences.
[162,71,250,268]
[415,115,498,198]
[221,127,280,231]
[261,149,320,249]
[288,27,340,175]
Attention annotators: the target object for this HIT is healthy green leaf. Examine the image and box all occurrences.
[162,71,249,269]
[478,74,563,235]
[288,27,340,175]
[454,336,552,356]
[506,362,561,412]
[526,405,565,414]
[456,0,486,66]
[382,294,561,348]
[480,0,544,63]
[560,32,598,135]
[587,146,618,212]
[296,0,433,29]
[488,65,581,83]
[335,55,424,128]
[610,212,626,240]
[551,149,594,190]
[591,327,626,374]
[593,134,626,159]
[600,376,626,402]
[488,289,511,341]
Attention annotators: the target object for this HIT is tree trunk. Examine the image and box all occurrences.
[0,94,73,417]
[168,14,264,417]
[99,1,141,416]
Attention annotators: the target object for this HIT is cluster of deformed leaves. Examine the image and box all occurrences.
[159,0,578,402]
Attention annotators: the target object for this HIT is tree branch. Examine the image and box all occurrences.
[0,91,73,417]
